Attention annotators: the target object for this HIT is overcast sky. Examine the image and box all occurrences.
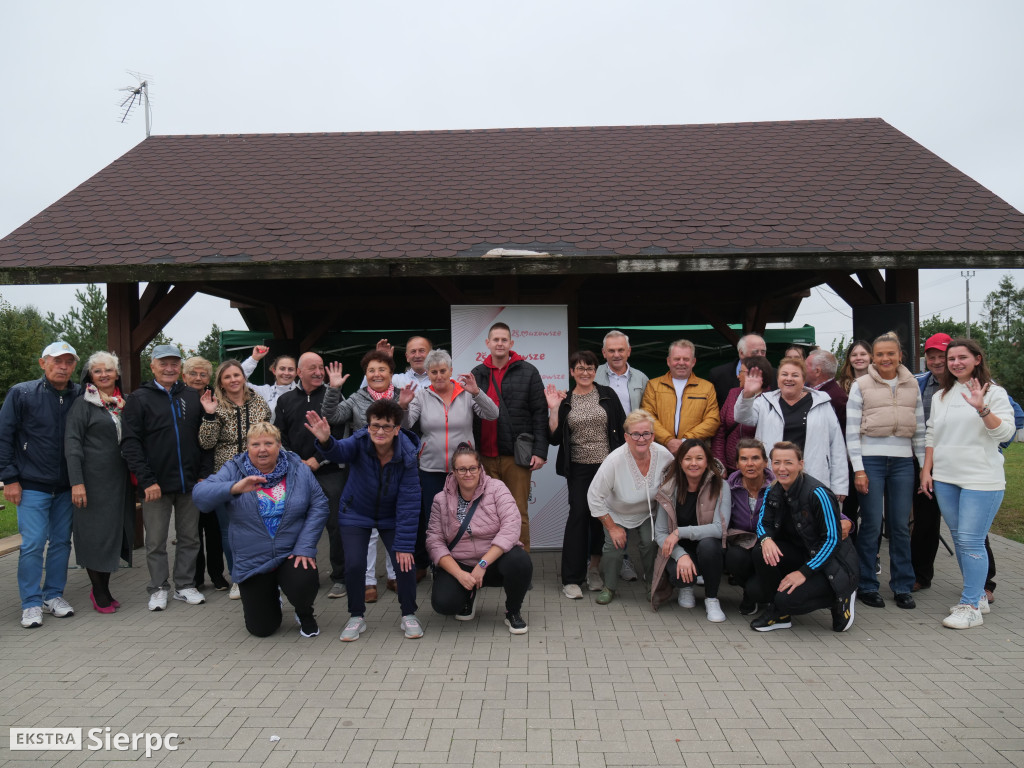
[2,1,1022,351]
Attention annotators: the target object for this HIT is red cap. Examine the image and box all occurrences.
[923,333,952,352]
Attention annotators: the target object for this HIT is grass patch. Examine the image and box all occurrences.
[0,501,17,538]
[993,442,1024,544]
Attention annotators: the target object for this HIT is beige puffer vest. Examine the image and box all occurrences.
[856,365,917,438]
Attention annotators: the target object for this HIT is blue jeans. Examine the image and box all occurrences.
[855,455,915,594]
[933,481,1003,607]
[17,489,73,608]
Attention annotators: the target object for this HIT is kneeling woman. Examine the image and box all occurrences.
[427,443,533,634]
[193,423,328,638]
[750,442,859,633]
[650,439,731,623]
[306,400,423,642]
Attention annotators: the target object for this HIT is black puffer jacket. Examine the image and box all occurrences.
[273,384,346,473]
[471,357,549,460]
[756,472,858,597]
[548,383,625,477]
[121,381,207,495]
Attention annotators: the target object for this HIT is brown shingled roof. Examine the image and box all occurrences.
[3,118,1024,282]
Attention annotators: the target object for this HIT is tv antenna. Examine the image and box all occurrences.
[118,71,152,137]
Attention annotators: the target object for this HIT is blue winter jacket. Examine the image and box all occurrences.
[315,427,421,553]
[192,450,329,583]
[0,377,80,490]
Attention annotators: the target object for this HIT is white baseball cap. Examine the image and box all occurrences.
[41,341,79,361]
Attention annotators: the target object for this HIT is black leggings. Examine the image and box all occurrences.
[194,511,226,584]
[561,462,604,585]
[753,539,836,616]
[238,562,320,637]
[431,546,533,615]
[665,537,723,598]
[724,543,758,600]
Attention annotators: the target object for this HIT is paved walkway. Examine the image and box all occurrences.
[0,529,1022,767]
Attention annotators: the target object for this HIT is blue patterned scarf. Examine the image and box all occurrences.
[242,451,289,537]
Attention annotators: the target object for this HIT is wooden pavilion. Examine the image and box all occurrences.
[3,118,1024,388]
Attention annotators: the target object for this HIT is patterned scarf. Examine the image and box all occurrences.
[85,383,126,442]
[241,450,290,537]
[368,384,395,401]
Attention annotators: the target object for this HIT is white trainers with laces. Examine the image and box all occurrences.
[562,583,584,600]
[704,597,726,623]
[148,589,169,611]
[173,587,206,605]
[942,603,983,630]
[949,596,989,615]
[229,583,241,600]
[43,596,74,617]
[21,606,43,628]
[677,586,696,608]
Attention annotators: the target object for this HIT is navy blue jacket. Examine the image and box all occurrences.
[0,377,80,491]
[192,450,329,583]
[315,427,421,553]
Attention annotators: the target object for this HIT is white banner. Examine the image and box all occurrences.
[451,305,569,550]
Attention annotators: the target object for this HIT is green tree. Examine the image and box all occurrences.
[982,275,1023,342]
[196,323,222,365]
[919,315,989,350]
[139,331,192,382]
[0,296,49,403]
[43,283,108,360]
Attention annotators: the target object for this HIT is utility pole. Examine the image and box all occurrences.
[961,270,976,338]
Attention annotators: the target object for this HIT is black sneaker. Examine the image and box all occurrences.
[894,592,916,610]
[295,613,320,638]
[858,591,886,608]
[832,590,855,632]
[456,590,477,622]
[211,575,230,591]
[750,609,792,632]
[504,610,528,635]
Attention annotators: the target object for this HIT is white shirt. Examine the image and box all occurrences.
[672,377,688,434]
[606,367,632,415]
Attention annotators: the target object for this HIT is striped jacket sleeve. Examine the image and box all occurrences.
[799,486,841,577]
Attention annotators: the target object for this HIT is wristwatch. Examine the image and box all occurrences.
[478,559,488,569]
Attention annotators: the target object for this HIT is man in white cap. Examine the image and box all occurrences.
[0,341,81,628]
[121,344,210,611]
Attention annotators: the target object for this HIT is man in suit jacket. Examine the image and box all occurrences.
[708,334,767,406]
[805,349,848,431]
[594,330,649,414]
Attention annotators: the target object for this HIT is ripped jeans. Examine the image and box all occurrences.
[932,481,1003,607]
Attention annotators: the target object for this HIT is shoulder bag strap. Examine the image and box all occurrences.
[448,497,483,551]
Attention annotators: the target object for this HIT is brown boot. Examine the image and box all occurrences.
[386,579,397,592]
[364,585,378,603]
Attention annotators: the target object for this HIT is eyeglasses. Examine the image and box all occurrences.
[185,371,210,379]
[453,465,481,476]
[368,423,397,434]
[626,431,653,440]
[573,366,597,374]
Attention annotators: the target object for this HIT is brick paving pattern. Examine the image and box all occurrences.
[0,529,1021,767]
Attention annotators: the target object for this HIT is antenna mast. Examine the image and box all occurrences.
[118,72,153,137]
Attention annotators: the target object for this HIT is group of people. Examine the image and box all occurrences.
[1,320,1013,638]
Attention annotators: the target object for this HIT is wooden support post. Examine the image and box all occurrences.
[885,268,921,371]
[826,274,876,307]
[130,284,197,354]
[856,269,887,303]
[107,282,140,391]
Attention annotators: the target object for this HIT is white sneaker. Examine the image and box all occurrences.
[400,614,424,639]
[620,557,639,582]
[586,567,604,592]
[340,616,367,642]
[229,583,241,600]
[949,596,990,615]
[704,597,726,623]
[677,586,696,608]
[695,575,705,587]
[42,596,74,617]
[21,606,43,628]
[173,587,206,605]
[942,603,983,630]
[148,589,169,611]
[562,583,584,599]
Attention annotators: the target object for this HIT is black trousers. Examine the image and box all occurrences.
[665,537,724,598]
[561,462,604,586]
[415,470,447,570]
[724,542,758,600]
[431,546,533,615]
[194,510,226,584]
[316,467,347,584]
[341,525,417,617]
[238,562,320,637]
[753,539,836,616]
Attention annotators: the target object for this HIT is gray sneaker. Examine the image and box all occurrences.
[42,596,74,618]
[586,567,604,592]
[400,614,424,639]
[328,582,347,599]
[340,616,366,642]
[620,557,639,582]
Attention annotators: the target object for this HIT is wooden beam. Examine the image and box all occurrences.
[856,269,887,303]
[494,276,519,304]
[265,305,296,340]
[138,282,171,318]
[695,305,741,347]
[425,277,468,306]
[130,284,198,354]
[299,309,340,353]
[886,268,921,372]
[826,274,876,307]
[107,282,140,391]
